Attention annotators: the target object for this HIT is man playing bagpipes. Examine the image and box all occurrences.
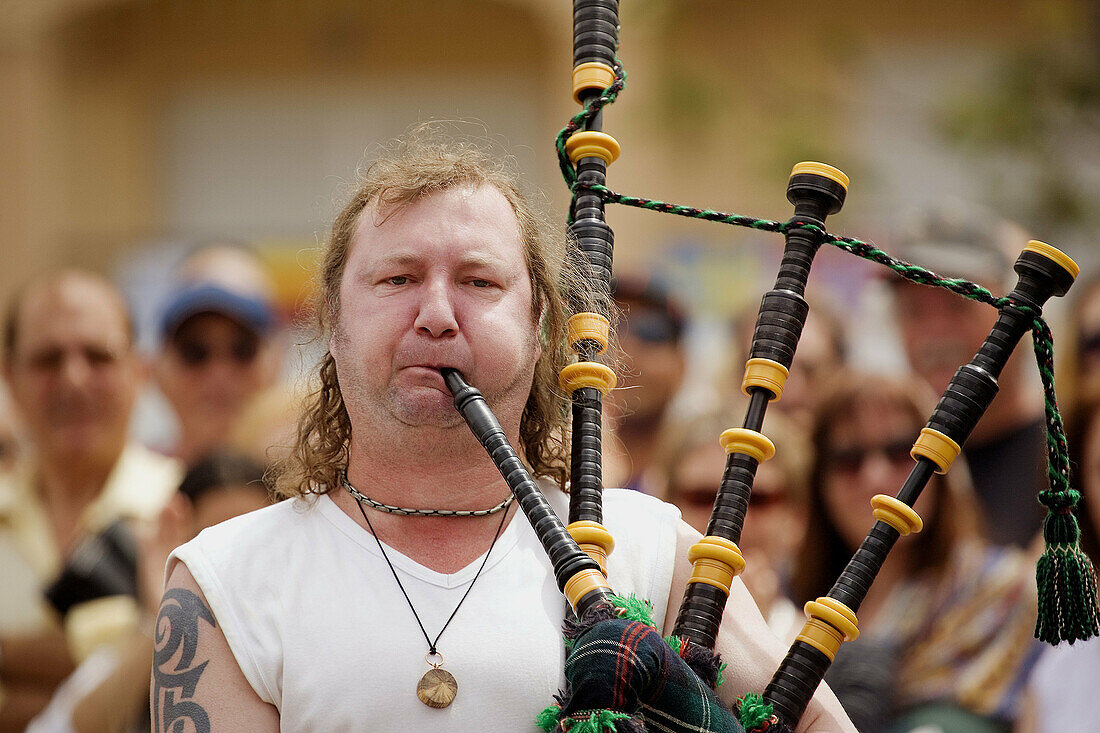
[150,129,855,732]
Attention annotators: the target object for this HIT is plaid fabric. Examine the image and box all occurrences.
[555,618,745,732]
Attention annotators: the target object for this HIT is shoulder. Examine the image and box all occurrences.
[153,561,280,729]
[176,495,321,568]
[603,488,682,524]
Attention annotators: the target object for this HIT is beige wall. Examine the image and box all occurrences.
[0,0,1089,300]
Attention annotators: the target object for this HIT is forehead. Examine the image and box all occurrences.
[828,398,917,445]
[14,278,130,355]
[348,184,525,269]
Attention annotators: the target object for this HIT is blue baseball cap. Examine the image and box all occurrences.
[159,283,276,339]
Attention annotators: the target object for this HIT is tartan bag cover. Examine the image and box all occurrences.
[554,617,746,732]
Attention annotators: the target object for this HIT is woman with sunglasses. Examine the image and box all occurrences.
[662,411,810,642]
[793,372,1040,733]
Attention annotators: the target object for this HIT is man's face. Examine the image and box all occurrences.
[893,282,996,394]
[331,184,541,433]
[157,313,275,451]
[4,277,139,467]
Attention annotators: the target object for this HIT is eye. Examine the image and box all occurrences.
[387,275,409,286]
[470,279,492,288]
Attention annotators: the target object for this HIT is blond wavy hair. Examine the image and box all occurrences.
[274,129,588,498]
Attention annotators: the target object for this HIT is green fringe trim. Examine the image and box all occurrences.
[536,704,562,732]
[717,661,727,689]
[609,594,658,628]
[559,709,633,733]
[1035,541,1100,644]
[664,634,683,654]
[736,693,775,730]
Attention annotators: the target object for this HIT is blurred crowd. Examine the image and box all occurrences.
[0,205,1097,732]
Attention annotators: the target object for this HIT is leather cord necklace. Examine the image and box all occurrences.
[352,492,510,709]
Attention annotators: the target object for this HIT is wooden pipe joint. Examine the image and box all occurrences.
[796,597,859,660]
[687,536,746,594]
[559,362,617,395]
[567,520,615,575]
[741,358,789,401]
[568,312,611,353]
[572,62,617,104]
[910,427,960,474]
[719,427,776,463]
[566,131,621,165]
[870,494,923,536]
[564,569,613,612]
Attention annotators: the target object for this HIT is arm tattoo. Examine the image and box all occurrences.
[152,587,217,733]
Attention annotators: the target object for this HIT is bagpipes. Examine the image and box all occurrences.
[445,1,1100,731]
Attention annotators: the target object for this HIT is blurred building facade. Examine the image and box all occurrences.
[2,0,1097,314]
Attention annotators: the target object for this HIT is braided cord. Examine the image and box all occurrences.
[558,54,1093,646]
[558,57,626,224]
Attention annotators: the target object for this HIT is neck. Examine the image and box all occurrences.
[38,452,116,507]
[333,420,521,572]
[345,421,516,509]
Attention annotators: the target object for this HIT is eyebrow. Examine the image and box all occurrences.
[374,250,513,271]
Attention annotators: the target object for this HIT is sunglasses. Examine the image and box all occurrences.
[671,487,787,510]
[828,438,913,475]
[174,337,260,368]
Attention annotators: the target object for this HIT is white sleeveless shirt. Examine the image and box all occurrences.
[171,488,680,732]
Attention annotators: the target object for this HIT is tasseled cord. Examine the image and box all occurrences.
[537,707,641,733]
[735,693,790,733]
[1031,316,1100,644]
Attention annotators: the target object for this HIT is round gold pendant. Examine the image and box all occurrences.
[417,667,458,708]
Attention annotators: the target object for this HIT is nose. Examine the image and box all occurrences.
[59,352,93,390]
[857,450,895,491]
[414,279,459,338]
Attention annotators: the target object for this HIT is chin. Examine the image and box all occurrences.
[391,391,465,429]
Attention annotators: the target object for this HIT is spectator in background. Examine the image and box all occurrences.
[26,451,272,733]
[604,276,687,494]
[793,372,1038,733]
[0,383,24,479]
[662,410,810,640]
[0,271,182,729]
[1017,394,1100,733]
[155,245,283,467]
[1056,273,1100,409]
[889,208,1047,547]
[732,299,847,429]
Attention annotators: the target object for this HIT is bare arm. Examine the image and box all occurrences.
[664,521,855,733]
[149,560,278,733]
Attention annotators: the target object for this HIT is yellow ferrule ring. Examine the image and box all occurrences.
[1024,240,1079,280]
[796,618,847,661]
[568,312,611,352]
[741,358,790,401]
[687,536,746,594]
[870,494,923,536]
[572,62,616,104]
[565,131,621,165]
[559,362,617,395]
[910,427,961,474]
[568,520,615,575]
[796,597,859,659]
[790,161,850,191]
[564,568,612,611]
[719,428,776,463]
